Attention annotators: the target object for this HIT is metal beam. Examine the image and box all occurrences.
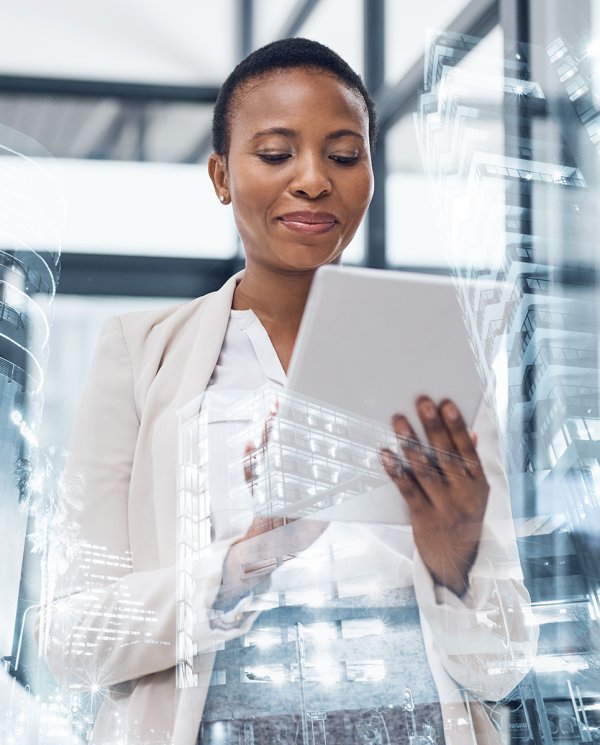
[183,131,214,164]
[502,0,532,237]
[239,0,254,58]
[56,254,243,298]
[184,0,253,164]
[0,75,220,104]
[364,0,386,269]
[376,0,499,132]
[364,0,385,97]
[277,0,320,39]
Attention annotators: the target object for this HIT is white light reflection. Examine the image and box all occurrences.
[306,592,325,608]
[586,39,600,58]
[303,622,337,645]
[533,655,589,674]
[10,409,39,447]
[313,658,338,687]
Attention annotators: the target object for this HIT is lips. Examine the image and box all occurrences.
[278,211,338,235]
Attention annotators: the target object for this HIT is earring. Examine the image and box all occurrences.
[219,194,226,203]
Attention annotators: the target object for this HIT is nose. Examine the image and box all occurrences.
[289,152,332,199]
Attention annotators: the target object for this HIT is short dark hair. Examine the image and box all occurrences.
[211,37,378,156]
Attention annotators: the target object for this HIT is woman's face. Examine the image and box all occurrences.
[209,68,374,272]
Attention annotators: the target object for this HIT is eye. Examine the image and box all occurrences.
[330,154,360,166]
[257,153,292,164]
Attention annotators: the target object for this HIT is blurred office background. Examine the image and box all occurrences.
[1,0,600,742]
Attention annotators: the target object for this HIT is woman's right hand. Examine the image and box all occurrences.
[216,515,327,611]
[217,418,327,608]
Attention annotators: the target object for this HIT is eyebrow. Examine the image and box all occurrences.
[250,127,365,142]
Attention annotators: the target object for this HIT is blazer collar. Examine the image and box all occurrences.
[175,269,244,411]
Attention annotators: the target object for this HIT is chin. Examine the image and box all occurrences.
[277,244,343,271]
[280,257,340,272]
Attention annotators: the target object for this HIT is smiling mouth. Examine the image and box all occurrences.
[278,212,338,235]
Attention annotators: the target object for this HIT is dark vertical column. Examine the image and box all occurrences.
[234,0,254,264]
[364,0,387,268]
[500,0,535,506]
[501,0,532,229]
[238,0,254,59]
[501,5,556,744]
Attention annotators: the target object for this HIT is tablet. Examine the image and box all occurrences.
[287,265,486,438]
[282,266,490,525]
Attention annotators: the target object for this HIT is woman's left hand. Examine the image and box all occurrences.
[381,396,489,597]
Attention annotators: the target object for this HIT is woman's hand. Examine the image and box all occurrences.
[381,396,489,597]
[217,515,326,611]
[216,412,326,610]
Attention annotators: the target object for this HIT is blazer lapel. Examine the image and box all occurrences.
[146,270,243,565]
[175,270,243,411]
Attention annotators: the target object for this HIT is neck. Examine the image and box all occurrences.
[233,263,313,331]
[232,262,316,372]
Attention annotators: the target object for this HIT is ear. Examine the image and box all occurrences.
[208,153,230,203]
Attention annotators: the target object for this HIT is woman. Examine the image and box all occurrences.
[44,38,536,745]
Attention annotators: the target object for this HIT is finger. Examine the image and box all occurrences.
[380,448,430,514]
[243,441,256,483]
[439,400,485,479]
[416,397,466,483]
[261,400,279,447]
[470,431,478,449]
[241,517,326,567]
[392,415,441,485]
[245,514,288,539]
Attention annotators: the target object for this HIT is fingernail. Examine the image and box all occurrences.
[419,399,436,420]
[393,415,411,435]
[443,402,459,421]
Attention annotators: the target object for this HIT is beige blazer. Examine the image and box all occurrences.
[42,271,537,745]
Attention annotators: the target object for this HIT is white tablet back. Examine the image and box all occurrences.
[287,265,486,440]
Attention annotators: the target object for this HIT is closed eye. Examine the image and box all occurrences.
[257,153,292,164]
[330,154,360,166]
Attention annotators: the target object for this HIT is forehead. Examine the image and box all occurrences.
[229,68,368,139]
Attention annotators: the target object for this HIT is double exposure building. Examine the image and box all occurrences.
[0,125,61,669]
[418,28,600,742]
[177,390,447,744]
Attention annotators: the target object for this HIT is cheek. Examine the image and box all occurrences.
[231,167,280,211]
[347,175,374,223]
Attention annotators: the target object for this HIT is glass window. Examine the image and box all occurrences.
[28,159,238,258]
[1,0,237,85]
[386,28,504,269]
[585,417,600,440]
[253,0,299,48]
[295,0,363,76]
[243,627,283,649]
[385,0,473,84]
[243,664,287,684]
[341,618,387,639]
[345,659,386,682]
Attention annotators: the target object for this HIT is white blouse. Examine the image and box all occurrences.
[206,308,287,393]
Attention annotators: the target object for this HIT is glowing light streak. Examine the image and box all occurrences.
[10,409,39,447]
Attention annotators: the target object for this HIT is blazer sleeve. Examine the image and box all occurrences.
[412,393,539,701]
[38,316,243,689]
